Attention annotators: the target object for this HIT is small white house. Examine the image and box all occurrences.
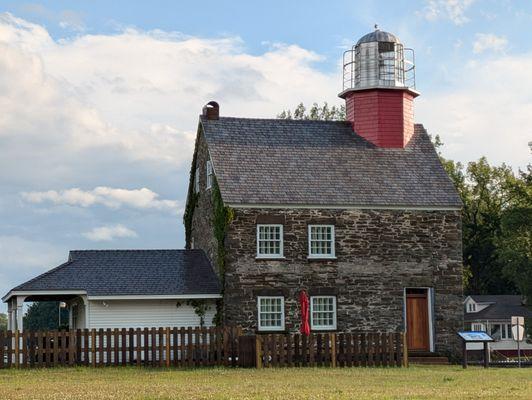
[2,250,221,331]
[464,295,532,356]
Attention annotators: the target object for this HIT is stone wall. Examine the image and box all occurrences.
[223,207,463,358]
[189,128,219,275]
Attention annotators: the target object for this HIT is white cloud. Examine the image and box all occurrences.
[83,225,137,241]
[0,12,337,189]
[473,33,508,54]
[418,0,475,25]
[417,53,532,169]
[21,187,179,212]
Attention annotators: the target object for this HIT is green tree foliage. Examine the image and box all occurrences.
[0,313,7,332]
[24,302,69,331]
[277,102,345,121]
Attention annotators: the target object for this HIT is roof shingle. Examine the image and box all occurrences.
[6,250,220,297]
[200,117,462,208]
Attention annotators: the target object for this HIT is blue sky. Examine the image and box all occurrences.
[0,1,531,312]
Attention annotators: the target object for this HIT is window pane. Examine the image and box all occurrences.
[309,226,334,256]
[311,297,335,329]
[257,225,282,256]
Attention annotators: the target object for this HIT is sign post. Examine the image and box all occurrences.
[457,331,494,369]
[511,316,525,368]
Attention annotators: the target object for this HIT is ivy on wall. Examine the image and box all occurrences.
[211,178,233,325]
[183,149,199,249]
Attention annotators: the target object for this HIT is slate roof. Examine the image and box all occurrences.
[4,250,220,299]
[465,295,532,321]
[200,117,462,208]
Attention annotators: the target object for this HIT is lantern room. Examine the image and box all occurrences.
[339,27,420,149]
[340,27,416,94]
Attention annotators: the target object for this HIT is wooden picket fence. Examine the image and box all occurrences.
[0,328,407,369]
[0,326,242,369]
[255,332,407,368]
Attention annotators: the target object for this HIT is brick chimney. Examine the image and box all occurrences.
[339,29,419,148]
[202,101,219,120]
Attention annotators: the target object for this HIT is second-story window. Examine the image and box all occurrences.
[256,224,283,258]
[194,167,200,193]
[206,160,213,189]
[308,225,335,258]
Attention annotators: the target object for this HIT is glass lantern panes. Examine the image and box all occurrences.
[311,296,336,330]
[258,297,284,330]
[309,225,335,257]
[257,225,283,257]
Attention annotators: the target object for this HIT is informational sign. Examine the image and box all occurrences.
[457,331,493,342]
[511,316,525,341]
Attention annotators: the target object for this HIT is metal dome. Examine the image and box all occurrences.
[356,29,401,45]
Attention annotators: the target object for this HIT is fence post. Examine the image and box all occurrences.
[14,330,20,368]
[330,333,337,368]
[165,328,171,367]
[402,332,408,368]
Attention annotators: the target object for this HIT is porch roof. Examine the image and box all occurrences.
[3,249,221,302]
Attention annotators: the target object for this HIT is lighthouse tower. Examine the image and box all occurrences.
[339,28,418,148]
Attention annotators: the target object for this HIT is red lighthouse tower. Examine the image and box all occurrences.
[339,28,419,148]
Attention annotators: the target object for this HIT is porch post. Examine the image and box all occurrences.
[15,296,26,332]
[81,295,90,329]
[7,299,13,331]
[68,304,73,329]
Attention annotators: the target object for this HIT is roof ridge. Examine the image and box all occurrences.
[70,249,195,252]
[202,115,350,124]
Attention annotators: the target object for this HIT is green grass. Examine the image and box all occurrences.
[0,365,531,399]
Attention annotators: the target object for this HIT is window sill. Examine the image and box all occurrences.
[256,256,286,260]
[307,256,337,261]
[311,327,337,332]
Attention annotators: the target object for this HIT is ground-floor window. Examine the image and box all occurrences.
[257,296,284,331]
[490,323,512,340]
[310,296,337,330]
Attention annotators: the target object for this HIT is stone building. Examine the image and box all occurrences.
[185,29,463,357]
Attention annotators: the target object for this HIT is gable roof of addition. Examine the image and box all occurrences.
[200,116,462,208]
[465,295,532,321]
[3,250,221,301]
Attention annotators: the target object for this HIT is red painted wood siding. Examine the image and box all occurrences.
[345,90,414,148]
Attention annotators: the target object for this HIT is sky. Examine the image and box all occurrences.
[0,0,531,312]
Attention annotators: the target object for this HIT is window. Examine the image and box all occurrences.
[206,160,213,189]
[194,167,200,193]
[467,303,477,312]
[257,296,284,331]
[490,323,512,340]
[471,323,485,332]
[256,224,283,258]
[308,225,335,258]
[310,296,337,330]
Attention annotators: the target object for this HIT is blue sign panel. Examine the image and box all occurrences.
[458,331,493,342]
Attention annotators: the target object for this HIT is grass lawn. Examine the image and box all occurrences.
[1,365,531,400]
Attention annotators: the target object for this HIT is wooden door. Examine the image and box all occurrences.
[406,289,430,352]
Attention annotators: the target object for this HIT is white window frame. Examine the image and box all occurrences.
[206,160,213,189]
[308,225,336,259]
[194,167,200,193]
[256,224,284,259]
[257,296,285,331]
[310,296,337,330]
[471,322,485,331]
[467,303,476,313]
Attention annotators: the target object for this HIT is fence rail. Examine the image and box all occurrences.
[0,328,407,369]
[0,327,241,369]
[256,332,406,368]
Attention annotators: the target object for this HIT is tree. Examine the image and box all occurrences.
[24,302,69,331]
[497,166,532,303]
[277,102,345,121]
[0,313,7,332]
